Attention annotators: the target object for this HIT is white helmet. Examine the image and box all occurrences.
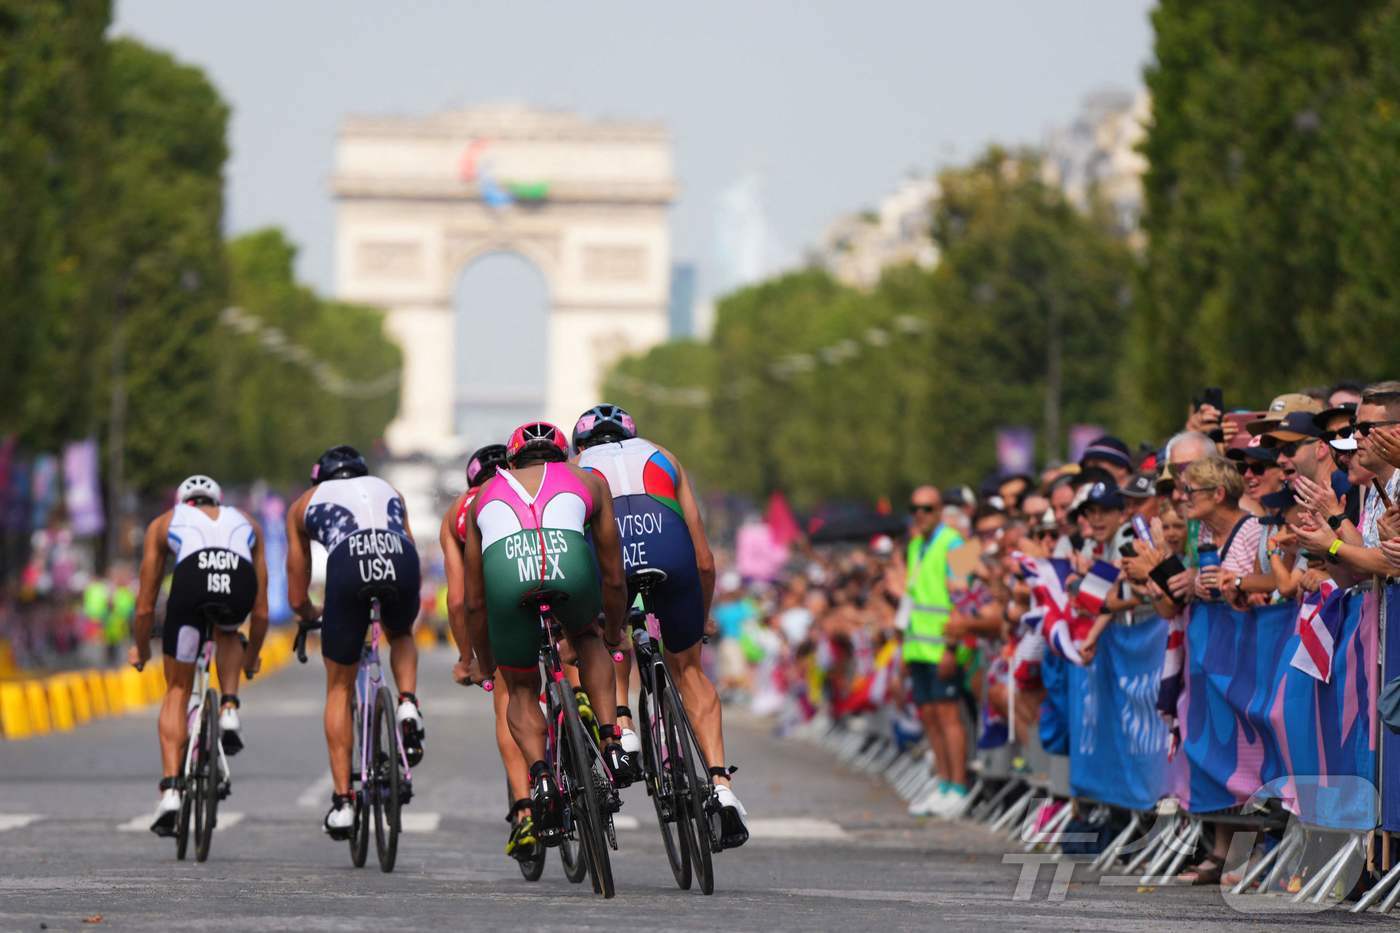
[176,474,222,505]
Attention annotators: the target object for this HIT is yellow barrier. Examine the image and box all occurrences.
[85,670,109,718]
[45,677,75,732]
[103,670,126,715]
[0,682,30,739]
[23,681,51,735]
[67,674,92,724]
[120,668,145,709]
[414,625,438,649]
[143,664,162,703]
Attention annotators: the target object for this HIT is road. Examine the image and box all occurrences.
[0,647,1385,932]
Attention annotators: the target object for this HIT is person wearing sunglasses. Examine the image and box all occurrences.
[1260,411,1324,484]
[1226,443,1285,516]
[901,486,970,819]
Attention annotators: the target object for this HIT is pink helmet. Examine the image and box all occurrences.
[506,422,569,464]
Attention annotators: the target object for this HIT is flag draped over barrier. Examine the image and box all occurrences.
[1380,584,1400,832]
[1172,592,1378,831]
[1067,618,1171,811]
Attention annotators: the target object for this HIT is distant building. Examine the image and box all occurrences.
[815,174,939,289]
[668,263,696,338]
[1042,88,1150,244]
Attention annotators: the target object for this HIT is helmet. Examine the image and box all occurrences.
[466,443,509,487]
[176,474,222,506]
[506,422,569,465]
[311,445,368,484]
[571,403,636,453]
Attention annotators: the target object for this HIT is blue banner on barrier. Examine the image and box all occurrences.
[1039,648,1070,756]
[1381,585,1400,832]
[1176,591,1377,831]
[1068,618,1170,811]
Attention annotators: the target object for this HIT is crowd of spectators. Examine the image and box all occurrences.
[709,379,1400,882]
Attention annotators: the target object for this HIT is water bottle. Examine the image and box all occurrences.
[1196,544,1221,599]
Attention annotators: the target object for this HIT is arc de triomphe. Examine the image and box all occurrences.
[333,104,675,456]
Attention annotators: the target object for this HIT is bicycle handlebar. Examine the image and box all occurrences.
[294,620,322,664]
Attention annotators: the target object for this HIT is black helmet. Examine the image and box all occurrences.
[311,445,368,484]
[571,404,637,453]
[466,444,509,488]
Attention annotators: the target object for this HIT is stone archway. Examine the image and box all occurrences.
[332,104,675,456]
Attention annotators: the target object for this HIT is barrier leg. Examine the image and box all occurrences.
[1379,863,1400,913]
[1259,825,1303,895]
[1158,818,1203,883]
[971,778,1020,824]
[1294,833,1361,905]
[989,788,1033,834]
[1230,833,1286,895]
[1123,815,1174,876]
[1091,812,1142,872]
[1022,798,1070,850]
[1353,859,1400,912]
[1139,815,1185,884]
[1291,833,1344,904]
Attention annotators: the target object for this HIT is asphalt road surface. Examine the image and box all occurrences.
[0,647,1387,932]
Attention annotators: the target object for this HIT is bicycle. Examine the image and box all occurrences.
[174,603,234,863]
[295,585,412,873]
[628,568,722,895]
[522,587,617,898]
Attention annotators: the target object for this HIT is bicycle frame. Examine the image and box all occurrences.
[181,636,229,793]
[355,598,412,790]
[535,603,573,832]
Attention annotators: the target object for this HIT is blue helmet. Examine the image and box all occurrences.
[571,404,637,453]
[311,445,368,484]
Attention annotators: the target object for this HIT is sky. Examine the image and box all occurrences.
[112,0,1157,304]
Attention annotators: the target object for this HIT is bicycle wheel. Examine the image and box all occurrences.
[663,683,714,894]
[194,688,220,863]
[372,685,401,872]
[558,826,589,883]
[640,684,690,889]
[175,745,193,861]
[561,684,614,898]
[350,696,369,868]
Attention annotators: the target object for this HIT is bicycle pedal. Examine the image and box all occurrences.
[218,781,231,801]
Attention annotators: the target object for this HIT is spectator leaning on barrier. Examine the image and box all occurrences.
[900,485,970,818]
[1179,456,1265,609]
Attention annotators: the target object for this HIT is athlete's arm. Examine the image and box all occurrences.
[461,498,493,675]
[584,469,628,645]
[245,515,270,676]
[286,489,319,623]
[660,445,717,618]
[391,484,415,545]
[131,510,172,668]
[440,496,470,662]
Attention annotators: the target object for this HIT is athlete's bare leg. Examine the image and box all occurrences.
[159,657,195,779]
[493,672,531,803]
[323,658,358,795]
[666,642,730,786]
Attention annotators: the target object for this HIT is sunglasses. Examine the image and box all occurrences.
[908,504,938,514]
[1272,440,1305,458]
[1322,425,1355,442]
[1178,484,1217,497]
[1357,420,1400,437]
[1239,461,1275,476]
[1033,529,1058,541]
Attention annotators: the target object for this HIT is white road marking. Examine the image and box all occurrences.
[613,814,640,831]
[215,812,244,831]
[118,815,152,832]
[400,811,440,833]
[747,817,848,841]
[0,814,41,832]
[297,771,335,808]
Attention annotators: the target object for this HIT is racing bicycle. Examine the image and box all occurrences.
[173,603,234,863]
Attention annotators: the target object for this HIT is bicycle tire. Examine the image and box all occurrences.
[194,688,220,862]
[558,826,589,883]
[350,697,369,868]
[640,684,690,888]
[175,742,193,861]
[664,682,714,894]
[372,685,400,872]
[561,683,614,898]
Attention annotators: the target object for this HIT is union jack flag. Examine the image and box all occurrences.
[1019,556,1087,665]
[1288,580,1342,683]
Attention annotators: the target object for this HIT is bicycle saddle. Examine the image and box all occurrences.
[357,583,399,605]
[197,602,238,627]
[628,568,668,595]
[519,587,570,609]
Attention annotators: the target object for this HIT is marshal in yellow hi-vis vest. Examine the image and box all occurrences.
[903,524,962,664]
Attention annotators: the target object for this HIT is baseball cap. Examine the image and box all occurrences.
[1079,435,1133,472]
[1314,406,1358,452]
[1226,435,1280,463]
[1261,410,1323,445]
[1081,480,1125,512]
[1122,472,1155,499]
[1247,393,1324,436]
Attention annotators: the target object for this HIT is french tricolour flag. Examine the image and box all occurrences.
[1289,580,1342,683]
[1074,560,1120,618]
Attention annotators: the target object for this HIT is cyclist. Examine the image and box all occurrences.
[129,475,269,836]
[460,422,629,832]
[572,403,750,849]
[286,445,424,839]
[442,443,539,860]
